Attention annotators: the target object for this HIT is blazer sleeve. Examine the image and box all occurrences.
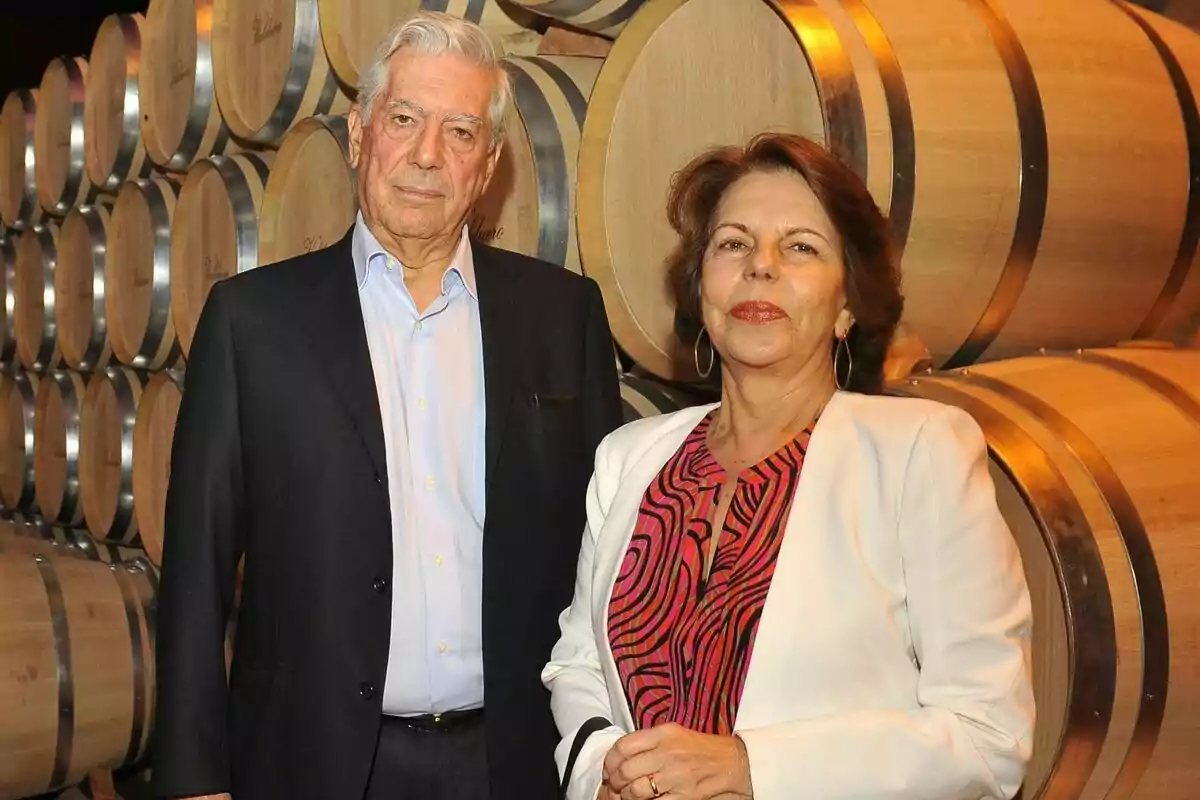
[542,432,628,800]
[150,280,247,797]
[736,403,1036,800]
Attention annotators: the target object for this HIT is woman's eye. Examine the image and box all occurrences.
[718,239,748,252]
[790,241,818,255]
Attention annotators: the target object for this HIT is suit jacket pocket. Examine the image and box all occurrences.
[528,391,579,409]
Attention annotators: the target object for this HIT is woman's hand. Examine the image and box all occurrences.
[601,723,753,799]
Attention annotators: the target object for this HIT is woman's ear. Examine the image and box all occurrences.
[834,308,855,339]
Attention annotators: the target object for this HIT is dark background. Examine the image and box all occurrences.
[0,0,1196,101]
[0,0,149,101]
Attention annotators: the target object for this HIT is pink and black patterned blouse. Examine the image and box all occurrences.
[607,412,813,735]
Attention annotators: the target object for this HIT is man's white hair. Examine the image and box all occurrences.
[356,11,512,148]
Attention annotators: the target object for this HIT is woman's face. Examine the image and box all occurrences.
[700,168,853,379]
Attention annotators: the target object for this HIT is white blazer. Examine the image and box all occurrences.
[541,390,1035,800]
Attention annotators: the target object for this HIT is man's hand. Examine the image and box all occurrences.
[601,723,753,799]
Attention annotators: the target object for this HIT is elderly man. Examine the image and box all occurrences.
[151,11,622,800]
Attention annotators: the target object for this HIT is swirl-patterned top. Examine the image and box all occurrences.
[607,411,813,735]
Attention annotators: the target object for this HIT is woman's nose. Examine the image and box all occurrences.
[746,246,780,280]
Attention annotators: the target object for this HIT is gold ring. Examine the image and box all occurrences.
[648,774,662,797]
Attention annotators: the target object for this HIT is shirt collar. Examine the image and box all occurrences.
[351,211,477,300]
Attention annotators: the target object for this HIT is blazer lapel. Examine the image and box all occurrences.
[298,231,387,480]
[589,404,716,732]
[473,244,524,491]
[733,391,849,730]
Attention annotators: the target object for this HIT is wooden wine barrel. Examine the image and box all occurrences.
[0,517,81,562]
[53,765,154,800]
[618,373,709,423]
[107,177,180,370]
[0,512,50,538]
[1118,4,1200,346]
[0,520,72,559]
[79,366,146,543]
[171,152,272,356]
[140,0,232,171]
[84,14,153,192]
[537,24,615,58]
[33,371,89,527]
[1,232,16,363]
[316,0,543,90]
[0,552,155,799]
[472,55,601,273]
[71,532,146,566]
[258,116,355,266]
[211,0,352,145]
[508,0,646,38]
[0,89,43,230]
[0,519,142,564]
[132,370,182,566]
[894,346,1200,800]
[56,201,115,371]
[14,223,63,371]
[0,370,39,510]
[0,507,45,526]
[34,57,100,218]
[577,0,1200,379]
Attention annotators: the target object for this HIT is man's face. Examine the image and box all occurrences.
[348,49,502,245]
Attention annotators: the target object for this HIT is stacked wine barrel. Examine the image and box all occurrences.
[1,1,1200,799]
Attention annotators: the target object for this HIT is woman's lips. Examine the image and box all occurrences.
[730,301,788,324]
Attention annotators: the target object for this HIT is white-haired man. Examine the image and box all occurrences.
[151,12,622,800]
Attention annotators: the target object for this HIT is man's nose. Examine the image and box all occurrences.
[411,123,445,170]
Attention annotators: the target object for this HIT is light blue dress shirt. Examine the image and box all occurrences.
[351,212,487,715]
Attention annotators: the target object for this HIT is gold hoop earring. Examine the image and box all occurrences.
[694,330,715,379]
[834,334,853,391]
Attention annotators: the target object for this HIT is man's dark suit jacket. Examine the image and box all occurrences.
[150,229,623,799]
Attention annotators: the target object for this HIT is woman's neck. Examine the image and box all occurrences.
[709,357,837,471]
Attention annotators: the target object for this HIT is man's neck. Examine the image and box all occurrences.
[365,218,465,312]
[366,217,462,274]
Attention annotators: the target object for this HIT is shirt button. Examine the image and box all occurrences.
[414,321,423,332]
[372,576,388,594]
[418,396,427,410]
[359,682,376,700]
[425,476,436,491]
[435,555,444,568]
[374,472,382,485]
[437,642,448,654]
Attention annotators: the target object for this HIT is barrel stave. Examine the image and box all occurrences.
[131,369,183,566]
[108,177,181,370]
[257,115,355,266]
[171,152,273,357]
[897,347,1200,799]
[140,0,232,171]
[84,13,153,192]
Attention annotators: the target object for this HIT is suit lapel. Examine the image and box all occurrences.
[298,231,387,479]
[474,244,524,491]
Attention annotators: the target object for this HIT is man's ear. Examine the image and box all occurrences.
[481,138,503,194]
[348,104,364,169]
